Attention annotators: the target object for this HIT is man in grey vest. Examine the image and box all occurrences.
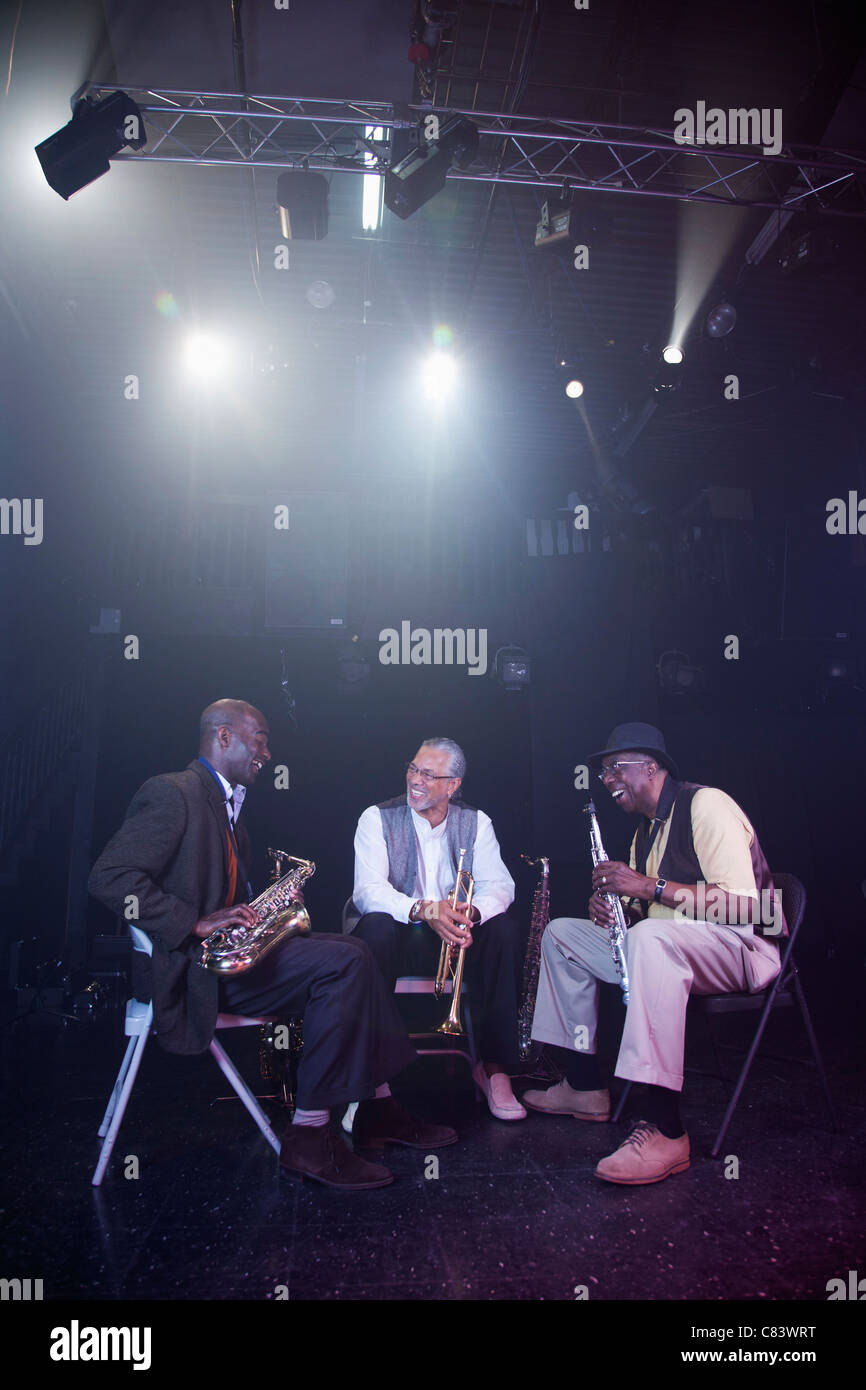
[350,737,526,1121]
[89,700,457,1191]
[524,723,783,1184]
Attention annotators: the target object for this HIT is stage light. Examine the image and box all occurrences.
[745,208,793,266]
[493,645,530,691]
[705,301,737,338]
[421,352,457,401]
[306,280,335,309]
[535,198,572,251]
[35,91,145,199]
[662,345,683,365]
[384,116,479,220]
[335,639,371,687]
[362,126,385,231]
[277,171,329,240]
[183,333,232,383]
[657,650,706,695]
[565,379,584,399]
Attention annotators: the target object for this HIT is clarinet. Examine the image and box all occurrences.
[517,854,550,1059]
[583,801,630,1006]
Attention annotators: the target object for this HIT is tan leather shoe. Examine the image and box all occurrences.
[595,1120,690,1185]
[471,1062,527,1120]
[522,1080,610,1121]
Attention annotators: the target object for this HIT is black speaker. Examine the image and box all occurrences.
[276,171,329,240]
[265,493,348,630]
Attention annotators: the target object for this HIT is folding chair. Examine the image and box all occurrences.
[92,924,281,1185]
[612,873,839,1155]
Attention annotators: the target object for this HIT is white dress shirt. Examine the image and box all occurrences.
[353,802,515,925]
[209,767,246,827]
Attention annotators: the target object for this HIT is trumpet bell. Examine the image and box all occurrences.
[435,1015,465,1036]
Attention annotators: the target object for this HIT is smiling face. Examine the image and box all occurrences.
[405,744,461,825]
[215,708,271,788]
[600,753,665,818]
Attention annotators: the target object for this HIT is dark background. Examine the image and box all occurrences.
[1,0,864,1025]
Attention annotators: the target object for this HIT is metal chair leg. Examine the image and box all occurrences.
[611,1080,631,1123]
[789,969,841,1132]
[97,1032,140,1139]
[709,993,785,1159]
[209,1038,281,1155]
[92,1023,151,1186]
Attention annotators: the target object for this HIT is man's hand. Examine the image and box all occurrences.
[591,861,651,900]
[588,888,618,928]
[423,899,474,949]
[193,905,258,940]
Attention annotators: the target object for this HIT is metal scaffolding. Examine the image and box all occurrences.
[75,83,866,217]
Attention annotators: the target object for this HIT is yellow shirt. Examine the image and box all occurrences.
[627,787,759,919]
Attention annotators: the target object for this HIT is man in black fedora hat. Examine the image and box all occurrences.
[524,722,784,1185]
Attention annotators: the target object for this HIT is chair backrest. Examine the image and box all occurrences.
[770,872,806,944]
[341,896,360,934]
[128,923,153,957]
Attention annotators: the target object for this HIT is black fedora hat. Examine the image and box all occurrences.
[587,722,678,779]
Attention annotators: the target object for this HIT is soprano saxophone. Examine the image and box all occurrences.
[583,801,630,1005]
[517,854,550,1059]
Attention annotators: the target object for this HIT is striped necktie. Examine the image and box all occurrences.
[223,794,239,906]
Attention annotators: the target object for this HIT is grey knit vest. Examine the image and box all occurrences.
[376,795,479,895]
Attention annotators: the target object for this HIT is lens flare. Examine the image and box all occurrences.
[155,291,179,318]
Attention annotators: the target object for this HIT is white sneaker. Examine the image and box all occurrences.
[471,1062,527,1121]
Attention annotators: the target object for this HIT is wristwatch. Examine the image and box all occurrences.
[409,899,426,922]
[653,878,667,903]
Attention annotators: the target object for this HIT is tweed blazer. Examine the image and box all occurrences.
[88,758,253,1054]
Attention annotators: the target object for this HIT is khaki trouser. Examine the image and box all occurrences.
[530,915,782,1092]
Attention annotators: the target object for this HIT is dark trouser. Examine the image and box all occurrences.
[220,933,417,1110]
[352,912,523,1068]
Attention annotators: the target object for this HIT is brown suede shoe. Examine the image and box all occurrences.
[280,1124,394,1189]
[523,1080,610,1121]
[352,1097,458,1151]
[595,1120,690,1185]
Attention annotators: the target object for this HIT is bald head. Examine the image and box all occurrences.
[199,700,271,788]
[199,699,261,745]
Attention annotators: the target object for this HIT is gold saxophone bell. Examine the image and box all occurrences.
[199,849,315,975]
[433,848,475,1036]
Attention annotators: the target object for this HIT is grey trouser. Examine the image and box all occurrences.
[530,915,781,1091]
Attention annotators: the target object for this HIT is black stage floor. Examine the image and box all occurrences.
[1,992,863,1306]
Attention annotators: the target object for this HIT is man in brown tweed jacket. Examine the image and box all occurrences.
[89,698,457,1190]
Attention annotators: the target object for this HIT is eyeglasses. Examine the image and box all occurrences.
[405,761,454,784]
[597,759,652,782]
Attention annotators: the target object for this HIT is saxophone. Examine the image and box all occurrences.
[199,849,315,975]
[517,854,550,1059]
[583,801,630,1005]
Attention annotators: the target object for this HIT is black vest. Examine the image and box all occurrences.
[634,780,786,938]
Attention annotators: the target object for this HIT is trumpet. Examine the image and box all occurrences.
[432,847,475,1036]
